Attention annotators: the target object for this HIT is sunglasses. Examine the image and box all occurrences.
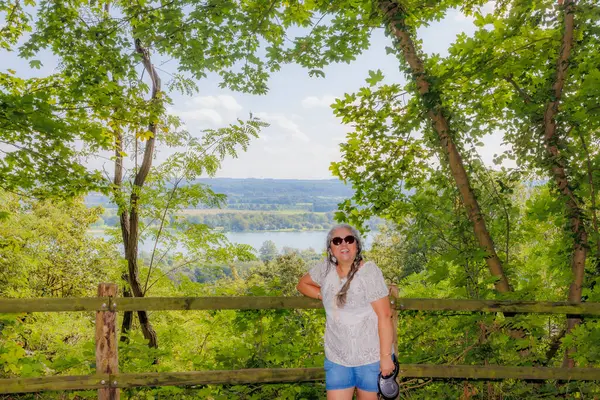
[331,235,356,246]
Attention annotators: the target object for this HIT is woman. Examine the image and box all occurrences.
[297,224,394,400]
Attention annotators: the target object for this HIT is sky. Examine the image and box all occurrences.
[3,3,508,180]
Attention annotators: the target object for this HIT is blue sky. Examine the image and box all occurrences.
[3,3,507,180]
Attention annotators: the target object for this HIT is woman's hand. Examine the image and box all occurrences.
[380,356,395,377]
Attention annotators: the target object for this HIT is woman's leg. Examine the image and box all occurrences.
[327,388,355,400]
[354,360,380,400]
[325,358,355,399]
[356,388,379,400]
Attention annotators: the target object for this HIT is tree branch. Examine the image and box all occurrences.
[504,74,534,104]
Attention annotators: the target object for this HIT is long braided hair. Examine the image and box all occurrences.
[325,224,364,307]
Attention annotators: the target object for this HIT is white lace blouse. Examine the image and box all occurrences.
[309,260,389,367]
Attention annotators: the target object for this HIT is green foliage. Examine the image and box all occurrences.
[0,314,48,378]
[2,0,600,398]
[330,75,432,229]
[2,0,347,197]
[112,117,271,296]
[437,0,600,249]
[113,257,327,399]
[0,191,118,298]
[0,72,109,198]
[0,214,327,399]
[361,180,600,398]
[369,223,425,284]
[304,1,600,396]
[259,240,278,263]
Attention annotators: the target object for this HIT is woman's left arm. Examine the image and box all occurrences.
[372,297,395,376]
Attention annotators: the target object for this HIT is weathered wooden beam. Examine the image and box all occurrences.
[100,297,600,315]
[96,283,119,400]
[109,365,600,387]
[0,369,323,394]
[3,296,600,316]
[393,298,600,316]
[112,368,325,388]
[0,374,110,394]
[389,285,399,356]
[0,297,109,313]
[0,296,323,313]
[398,364,600,381]
[3,364,600,394]
[113,296,324,311]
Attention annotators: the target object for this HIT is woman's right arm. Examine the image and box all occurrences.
[296,273,322,300]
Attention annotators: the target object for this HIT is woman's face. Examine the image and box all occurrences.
[329,227,358,265]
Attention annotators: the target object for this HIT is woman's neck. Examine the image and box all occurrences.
[337,261,353,271]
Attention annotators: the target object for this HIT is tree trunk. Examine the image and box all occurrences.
[120,281,133,343]
[122,38,161,349]
[113,131,135,340]
[541,0,585,368]
[378,0,511,294]
[113,39,161,348]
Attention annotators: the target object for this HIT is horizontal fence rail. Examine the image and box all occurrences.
[3,288,600,398]
[2,296,600,315]
[0,296,321,313]
[398,365,600,381]
[4,365,600,394]
[394,298,600,316]
[0,369,324,394]
[0,374,111,393]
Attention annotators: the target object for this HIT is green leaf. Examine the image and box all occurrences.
[366,69,384,86]
[28,60,42,69]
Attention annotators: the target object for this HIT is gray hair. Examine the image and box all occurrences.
[325,224,364,307]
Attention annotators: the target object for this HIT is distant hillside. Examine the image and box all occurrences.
[194,178,353,211]
[86,178,354,212]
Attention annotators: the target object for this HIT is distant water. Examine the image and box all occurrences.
[226,230,375,252]
[93,229,376,253]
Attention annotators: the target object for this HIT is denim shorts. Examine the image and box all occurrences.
[324,358,380,392]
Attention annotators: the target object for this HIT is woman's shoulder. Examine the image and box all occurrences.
[360,260,381,274]
[310,258,331,272]
[361,260,379,269]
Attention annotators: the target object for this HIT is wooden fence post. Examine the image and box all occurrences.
[389,285,399,356]
[96,283,119,400]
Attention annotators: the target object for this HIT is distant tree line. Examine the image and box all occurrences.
[188,212,334,232]
[226,200,341,212]
[94,212,336,232]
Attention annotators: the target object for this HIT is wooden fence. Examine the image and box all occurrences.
[2,283,600,399]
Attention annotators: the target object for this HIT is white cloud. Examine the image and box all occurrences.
[186,95,243,112]
[255,112,310,142]
[301,95,338,109]
[171,95,244,128]
[174,109,223,125]
[218,96,244,112]
[216,141,341,179]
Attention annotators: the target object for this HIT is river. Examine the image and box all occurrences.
[225,230,376,252]
[93,229,377,253]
